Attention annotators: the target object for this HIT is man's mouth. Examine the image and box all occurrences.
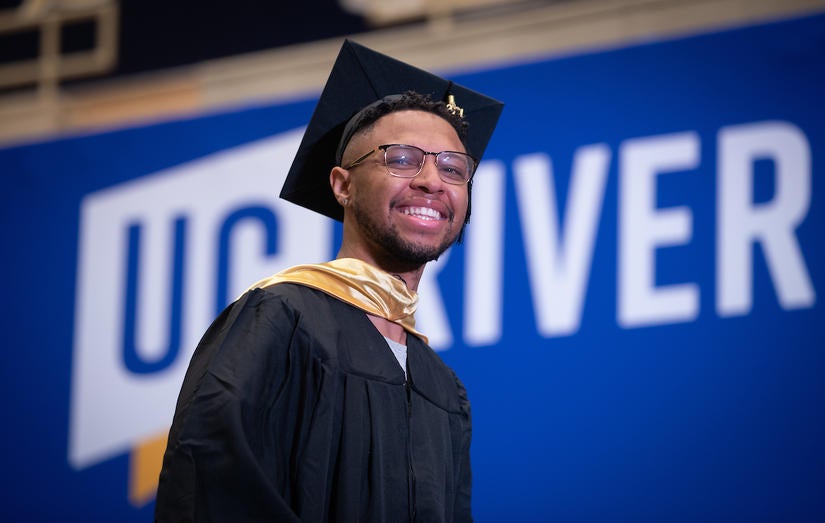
[401,206,444,221]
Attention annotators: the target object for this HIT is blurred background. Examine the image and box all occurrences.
[2,0,824,521]
[4,0,821,144]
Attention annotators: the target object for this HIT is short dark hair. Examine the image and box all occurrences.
[343,91,474,237]
[345,90,469,149]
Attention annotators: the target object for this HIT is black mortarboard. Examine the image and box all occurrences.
[280,39,504,221]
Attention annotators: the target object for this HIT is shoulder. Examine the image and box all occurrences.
[181,284,336,387]
[213,283,342,332]
[241,283,376,363]
[217,283,355,347]
[249,282,343,314]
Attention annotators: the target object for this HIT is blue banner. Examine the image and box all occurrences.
[2,13,823,522]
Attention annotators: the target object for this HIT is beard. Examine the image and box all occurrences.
[351,200,459,265]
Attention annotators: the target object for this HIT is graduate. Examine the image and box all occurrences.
[155,39,503,522]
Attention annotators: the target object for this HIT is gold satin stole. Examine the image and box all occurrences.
[247,258,427,343]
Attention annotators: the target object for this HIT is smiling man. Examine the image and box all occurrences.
[156,40,502,522]
[335,107,472,282]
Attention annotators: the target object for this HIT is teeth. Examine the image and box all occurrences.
[402,206,442,220]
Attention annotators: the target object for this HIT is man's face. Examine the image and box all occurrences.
[341,110,470,266]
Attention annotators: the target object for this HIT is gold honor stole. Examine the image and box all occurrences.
[248,258,428,343]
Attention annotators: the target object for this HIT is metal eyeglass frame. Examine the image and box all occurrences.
[343,143,478,185]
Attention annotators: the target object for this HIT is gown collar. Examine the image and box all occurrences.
[248,258,427,343]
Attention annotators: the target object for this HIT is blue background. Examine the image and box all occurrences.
[1,13,823,522]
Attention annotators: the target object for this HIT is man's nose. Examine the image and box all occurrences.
[410,155,444,192]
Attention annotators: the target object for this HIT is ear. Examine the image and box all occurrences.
[330,166,352,208]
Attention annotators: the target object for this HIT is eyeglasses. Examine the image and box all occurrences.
[344,143,477,185]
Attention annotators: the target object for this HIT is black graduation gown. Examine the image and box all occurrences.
[155,283,473,522]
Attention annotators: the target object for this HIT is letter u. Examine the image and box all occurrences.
[121,217,187,374]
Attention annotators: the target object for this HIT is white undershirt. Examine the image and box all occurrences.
[384,337,407,378]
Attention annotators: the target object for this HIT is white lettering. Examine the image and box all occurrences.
[464,161,506,346]
[514,146,610,336]
[417,252,453,350]
[618,132,700,327]
[717,121,815,315]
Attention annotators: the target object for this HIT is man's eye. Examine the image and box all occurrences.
[388,155,416,167]
[441,166,467,179]
[440,161,467,175]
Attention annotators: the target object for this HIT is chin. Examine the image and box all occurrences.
[386,236,455,265]
[354,205,458,264]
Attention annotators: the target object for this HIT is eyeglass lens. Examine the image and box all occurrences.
[384,145,473,184]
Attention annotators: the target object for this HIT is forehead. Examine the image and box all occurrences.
[362,110,465,150]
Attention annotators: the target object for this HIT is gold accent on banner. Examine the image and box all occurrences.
[249,258,428,343]
[128,431,168,507]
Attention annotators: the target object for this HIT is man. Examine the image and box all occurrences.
[155,40,502,522]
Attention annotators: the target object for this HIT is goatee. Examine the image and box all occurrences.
[352,203,457,265]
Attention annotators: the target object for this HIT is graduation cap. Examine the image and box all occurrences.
[280,39,504,221]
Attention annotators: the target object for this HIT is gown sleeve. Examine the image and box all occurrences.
[155,288,304,523]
